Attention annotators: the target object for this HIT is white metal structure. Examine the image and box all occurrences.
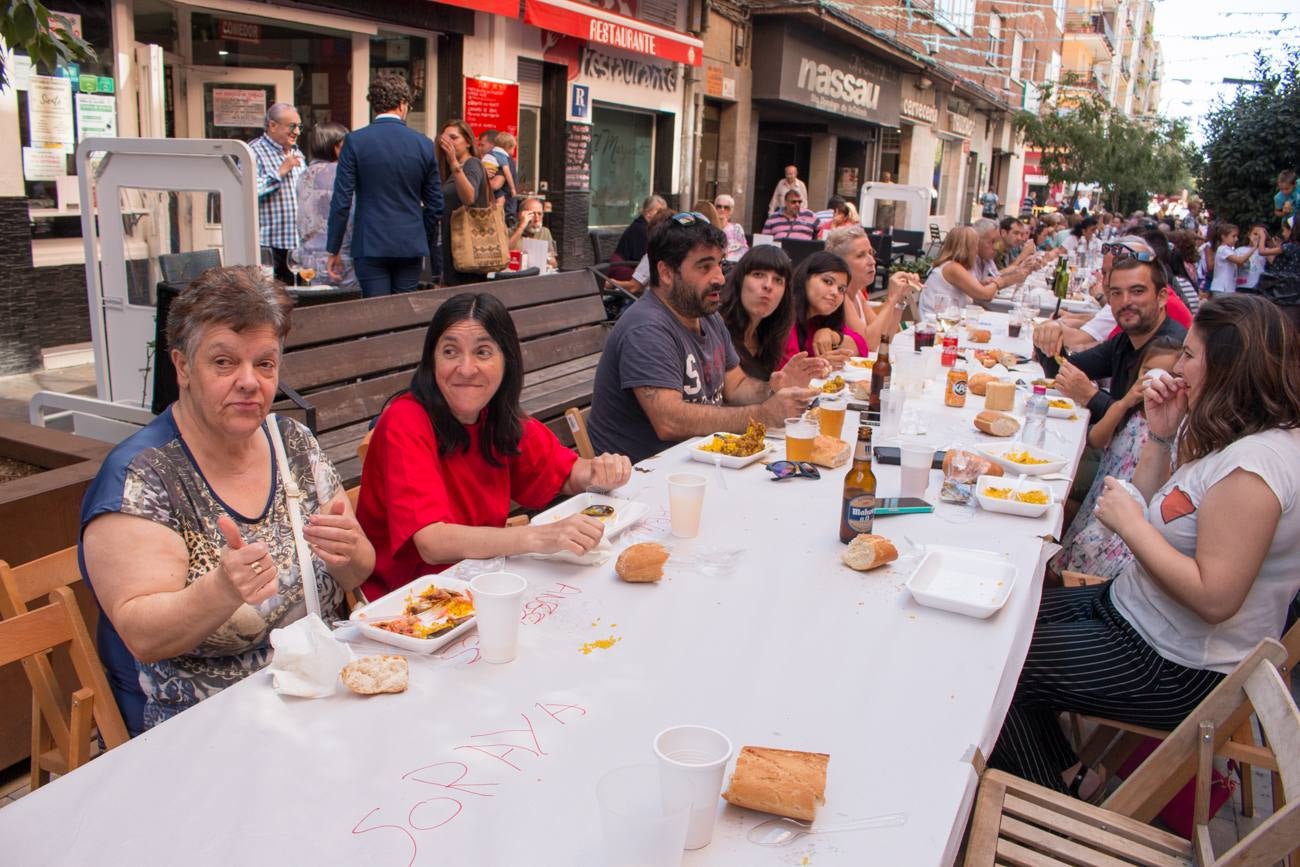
[80,138,259,404]
[858,183,934,233]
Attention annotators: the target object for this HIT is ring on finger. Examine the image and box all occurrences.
[251,559,264,575]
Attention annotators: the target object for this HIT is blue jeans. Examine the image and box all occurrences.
[355,256,423,298]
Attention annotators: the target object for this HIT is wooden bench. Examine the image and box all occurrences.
[276,270,610,487]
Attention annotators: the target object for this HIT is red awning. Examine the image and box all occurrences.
[437,0,519,16]
[524,0,703,66]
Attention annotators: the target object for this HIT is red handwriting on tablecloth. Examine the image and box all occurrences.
[520,581,582,626]
[348,700,589,865]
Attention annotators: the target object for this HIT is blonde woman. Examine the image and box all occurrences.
[824,224,919,354]
[919,225,999,319]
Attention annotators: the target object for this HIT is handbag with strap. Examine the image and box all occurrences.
[265,413,323,619]
[450,160,510,274]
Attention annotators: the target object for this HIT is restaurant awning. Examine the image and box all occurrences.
[523,0,703,66]
[436,0,520,15]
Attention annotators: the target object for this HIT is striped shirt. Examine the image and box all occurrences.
[249,133,306,250]
[762,209,820,241]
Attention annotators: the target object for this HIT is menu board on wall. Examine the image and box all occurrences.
[565,123,592,191]
[212,88,267,128]
[23,146,66,181]
[463,76,519,139]
[28,74,75,152]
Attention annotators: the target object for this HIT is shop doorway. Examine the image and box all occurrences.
[963,151,979,224]
[696,101,722,205]
[752,132,810,233]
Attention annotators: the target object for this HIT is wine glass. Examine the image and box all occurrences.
[286,249,303,288]
[258,247,276,281]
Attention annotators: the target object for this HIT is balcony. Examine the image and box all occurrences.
[1064,12,1115,55]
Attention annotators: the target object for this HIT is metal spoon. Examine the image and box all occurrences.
[747,812,908,846]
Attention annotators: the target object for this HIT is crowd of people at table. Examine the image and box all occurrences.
[75,157,1300,818]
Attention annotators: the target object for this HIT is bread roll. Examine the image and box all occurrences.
[984,381,1016,411]
[942,449,1004,481]
[723,746,830,822]
[967,327,991,343]
[974,410,1021,437]
[999,351,1019,368]
[615,542,669,583]
[967,372,997,396]
[809,434,850,468]
[842,534,898,571]
[341,655,409,695]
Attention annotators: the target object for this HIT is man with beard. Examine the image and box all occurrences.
[588,214,820,463]
[1053,253,1187,423]
[509,196,556,268]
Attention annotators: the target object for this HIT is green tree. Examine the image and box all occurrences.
[0,0,95,91]
[1199,49,1300,230]
[1014,77,1193,213]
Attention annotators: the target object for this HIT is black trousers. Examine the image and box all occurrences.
[988,583,1223,791]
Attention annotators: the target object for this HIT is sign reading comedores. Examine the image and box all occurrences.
[463,77,519,139]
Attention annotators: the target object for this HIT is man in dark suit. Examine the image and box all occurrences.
[327,75,442,297]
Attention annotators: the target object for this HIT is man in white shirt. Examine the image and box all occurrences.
[767,165,809,216]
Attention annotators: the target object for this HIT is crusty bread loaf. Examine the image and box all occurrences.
[615,542,669,583]
[809,434,850,468]
[968,372,997,396]
[841,534,898,571]
[967,327,991,343]
[942,449,1004,481]
[975,410,1021,437]
[984,380,1017,412]
[340,655,409,695]
[723,746,830,822]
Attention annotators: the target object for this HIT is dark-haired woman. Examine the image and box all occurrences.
[722,245,817,382]
[356,293,632,599]
[779,251,860,368]
[294,121,356,289]
[991,294,1300,798]
[436,119,487,287]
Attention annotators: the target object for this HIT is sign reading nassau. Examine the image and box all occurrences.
[751,25,901,127]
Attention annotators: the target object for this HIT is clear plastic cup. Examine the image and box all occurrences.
[667,474,707,539]
[596,764,689,867]
[785,416,817,462]
[818,395,847,440]
[467,571,527,663]
[879,389,906,439]
[899,443,935,499]
[653,726,733,850]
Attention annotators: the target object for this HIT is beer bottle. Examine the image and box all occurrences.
[839,424,877,544]
[868,336,892,414]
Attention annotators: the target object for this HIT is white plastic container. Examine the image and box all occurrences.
[978,443,1069,476]
[906,546,1017,619]
[530,492,647,540]
[975,475,1055,518]
[349,575,477,654]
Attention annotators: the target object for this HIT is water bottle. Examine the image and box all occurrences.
[1022,385,1048,448]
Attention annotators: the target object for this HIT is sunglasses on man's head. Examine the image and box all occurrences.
[766,461,821,481]
[671,211,710,226]
[1102,242,1155,263]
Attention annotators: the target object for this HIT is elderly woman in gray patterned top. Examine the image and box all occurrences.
[80,266,374,734]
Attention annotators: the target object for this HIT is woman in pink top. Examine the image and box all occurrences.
[779,250,866,367]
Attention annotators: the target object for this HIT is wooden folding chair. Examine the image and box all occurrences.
[0,564,129,790]
[564,406,595,459]
[964,638,1300,866]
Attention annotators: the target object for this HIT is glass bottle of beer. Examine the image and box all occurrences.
[840,424,877,544]
[868,336,892,414]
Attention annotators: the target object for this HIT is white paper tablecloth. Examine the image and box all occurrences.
[0,314,1089,867]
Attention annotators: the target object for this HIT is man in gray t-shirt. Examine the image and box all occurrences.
[588,214,821,464]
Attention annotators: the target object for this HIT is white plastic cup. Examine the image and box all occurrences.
[667,474,707,539]
[899,443,935,498]
[596,764,689,867]
[468,571,527,663]
[653,725,733,850]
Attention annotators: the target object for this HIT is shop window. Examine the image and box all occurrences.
[1010,34,1025,83]
[191,12,353,132]
[589,105,654,228]
[988,15,1002,69]
[371,35,429,129]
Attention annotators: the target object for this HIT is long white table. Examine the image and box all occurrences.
[0,313,1089,866]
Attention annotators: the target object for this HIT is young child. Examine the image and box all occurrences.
[1275,169,1300,219]
[1049,336,1183,582]
[1208,222,1251,295]
[1235,224,1270,292]
[480,132,518,212]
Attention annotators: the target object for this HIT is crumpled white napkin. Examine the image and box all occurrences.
[526,536,614,566]
[267,613,352,698]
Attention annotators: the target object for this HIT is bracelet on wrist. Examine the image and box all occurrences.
[1149,430,1176,447]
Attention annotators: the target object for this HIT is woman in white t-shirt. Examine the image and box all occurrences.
[989,294,1300,797]
[918,226,1000,320]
